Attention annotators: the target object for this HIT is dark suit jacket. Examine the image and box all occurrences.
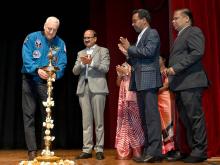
[127,27,162,91]
[169,26,209,91]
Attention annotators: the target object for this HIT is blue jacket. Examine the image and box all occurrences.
[21,31,67,82]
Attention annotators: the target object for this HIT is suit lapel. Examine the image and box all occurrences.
[91,45,100,58]
[170,34,180,52]
[136,28,151,47]
[170,26,191,53]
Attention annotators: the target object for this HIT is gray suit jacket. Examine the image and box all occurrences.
[127,27,162,91]
[72,45,110,95]
[168,26,209,91]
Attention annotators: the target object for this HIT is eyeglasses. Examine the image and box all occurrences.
[83,36,95,40]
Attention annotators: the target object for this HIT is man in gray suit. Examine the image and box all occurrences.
[166,8,209,163]
[118,9,162,163]
[72,29,110,160]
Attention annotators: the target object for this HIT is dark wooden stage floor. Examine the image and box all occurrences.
[0,149,219,165]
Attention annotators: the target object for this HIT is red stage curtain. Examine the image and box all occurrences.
[170,0,220,157]
[89,0,220,157]
[89,0,170,149]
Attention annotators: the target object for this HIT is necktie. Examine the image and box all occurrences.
[85,54,91,80]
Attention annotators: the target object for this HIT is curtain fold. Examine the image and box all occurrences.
[89,0,170,148]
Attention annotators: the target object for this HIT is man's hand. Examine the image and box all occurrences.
[118,43,128,56]
[119,37,130,51]
[38,68,49,80]
[80,54,92,65]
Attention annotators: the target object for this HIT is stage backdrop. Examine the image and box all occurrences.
[0,0,219,157]
[89,0,170,150]
[89,0,220,157]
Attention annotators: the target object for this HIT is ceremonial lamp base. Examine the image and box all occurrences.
[19,156,75,165]
[36,155,61,162]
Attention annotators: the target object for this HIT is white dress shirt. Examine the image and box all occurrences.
[85,44,96,79]
[136,26,148,46]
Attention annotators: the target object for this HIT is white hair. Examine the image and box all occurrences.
[45,16,60,27]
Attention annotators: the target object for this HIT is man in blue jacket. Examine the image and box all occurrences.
[21,16,67,160]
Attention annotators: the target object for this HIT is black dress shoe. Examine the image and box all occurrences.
[142,154,162,163]
[96,152,104,160]
[166,150,187,161]
[132,156,143,162]
[28,150,37,160]
[75,152,92,159]
[183,156,207,163]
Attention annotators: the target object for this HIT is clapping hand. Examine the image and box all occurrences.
[118,43,128,56]
[116,64,129,76]
[80,54,92,65]
[116,65,124,75]
[165,67,175,76]
[119,37,130,50]
[118,36,130,56]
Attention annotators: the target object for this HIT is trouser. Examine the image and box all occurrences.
[22,75,47,151]
[137,88,162,157]
[175,88,207,158]
[78,83,106,153]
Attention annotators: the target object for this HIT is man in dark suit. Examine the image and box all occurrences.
[118,9,162,163]
[166,8,209,163]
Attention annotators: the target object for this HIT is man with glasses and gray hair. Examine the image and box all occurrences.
[73,29,110,160]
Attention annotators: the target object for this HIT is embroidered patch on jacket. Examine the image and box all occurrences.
[51,45,60,52]
[52,56,58,65]
[35,39,42,48]
[32,50,41,58]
